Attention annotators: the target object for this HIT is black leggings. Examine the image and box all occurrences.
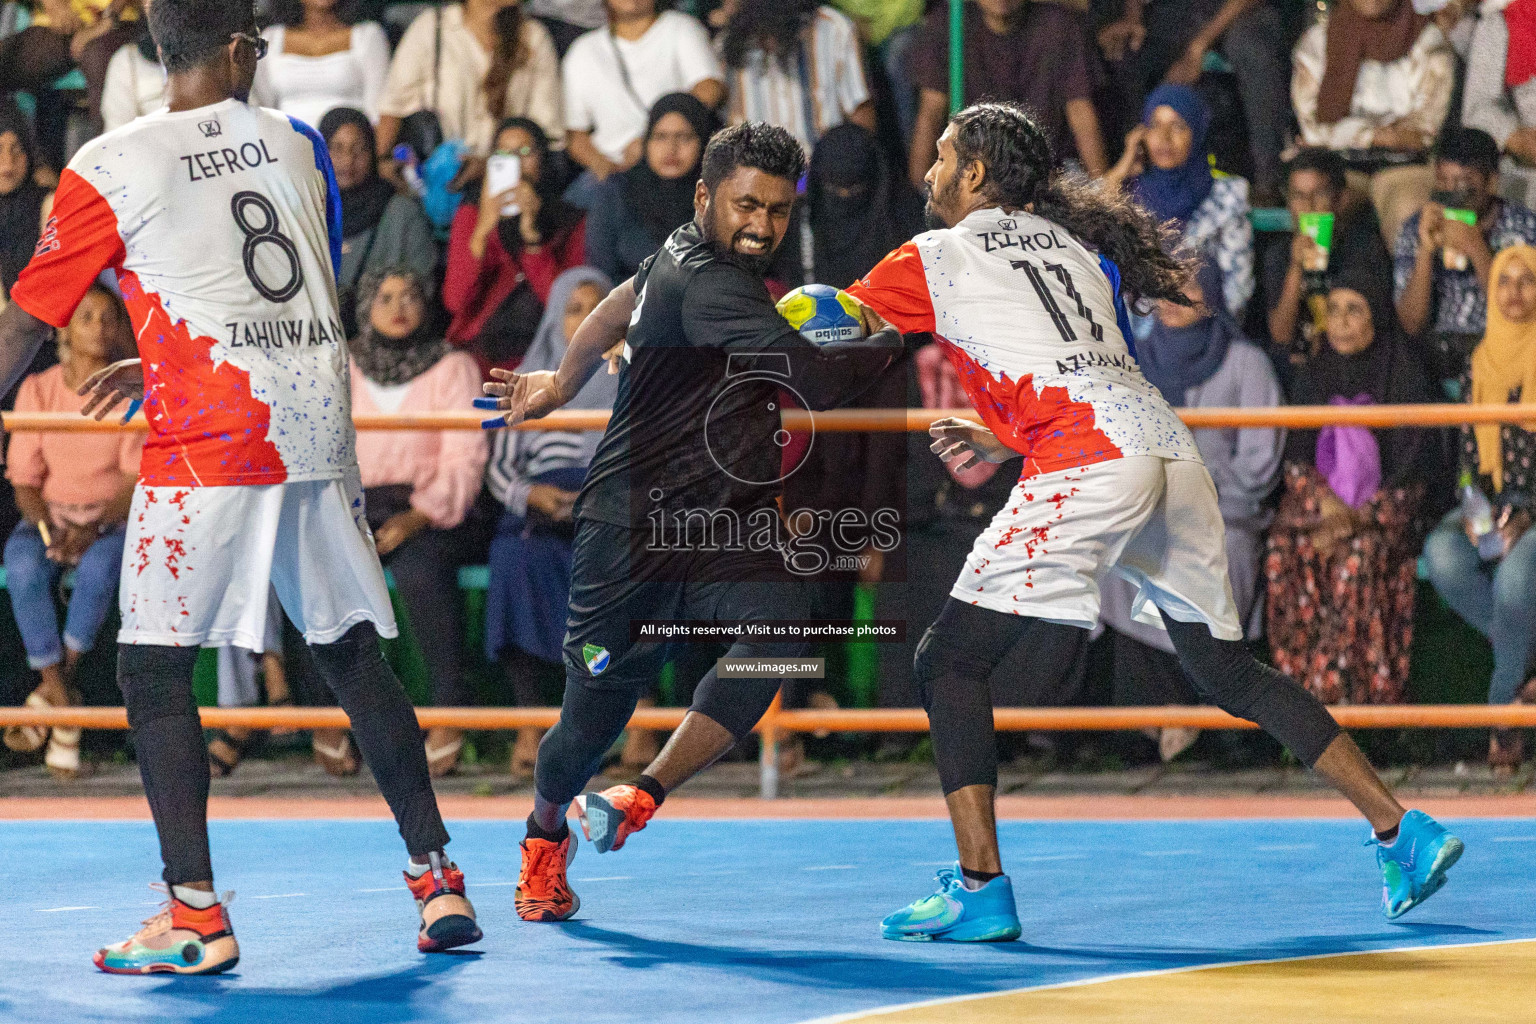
[533,634,804,808]
[119,623,449,885]
[915,599,1342,795]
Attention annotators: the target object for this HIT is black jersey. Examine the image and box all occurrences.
[577,221,818,529]
[577,221,898,531]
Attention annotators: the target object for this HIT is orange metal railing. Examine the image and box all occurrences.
[5,404,1536,433]
[4,402,1533,797]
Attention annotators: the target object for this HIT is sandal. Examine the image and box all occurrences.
[206,728,252,779]
[424,728,465,779]
[313,729,360,777]
[3,691,55,753]
[45,720,82,780]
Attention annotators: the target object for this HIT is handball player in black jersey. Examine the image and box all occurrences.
[480,123,901,921]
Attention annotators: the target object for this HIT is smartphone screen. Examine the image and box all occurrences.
[486,154,522,217]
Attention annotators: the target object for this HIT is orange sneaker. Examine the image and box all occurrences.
[404,853,482,952]
[515,831,579,922]
[94,886,239,975]
[575,784,657,854]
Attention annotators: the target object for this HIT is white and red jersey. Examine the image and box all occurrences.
[11,98,353,487]
[846,207,1201,479]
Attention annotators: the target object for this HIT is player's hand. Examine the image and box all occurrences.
[479,368,565,428]
[928,416,1013,470]
[374,509,430,557]
[856,302,892,337]
[602,339,626,375]
[77,358,144,422]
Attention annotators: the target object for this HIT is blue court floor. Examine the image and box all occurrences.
[4,817,1534,1024]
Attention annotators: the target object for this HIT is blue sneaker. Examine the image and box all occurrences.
[881,865,1022,942]
[1372,810,1464,920]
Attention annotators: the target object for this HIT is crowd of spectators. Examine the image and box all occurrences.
[3,0,1536,779]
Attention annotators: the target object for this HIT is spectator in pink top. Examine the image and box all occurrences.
[3,282,142,778]
[344,267,489,778]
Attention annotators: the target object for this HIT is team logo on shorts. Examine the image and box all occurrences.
[582,644,610,675]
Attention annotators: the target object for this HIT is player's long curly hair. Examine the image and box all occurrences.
[948,102,1194,306]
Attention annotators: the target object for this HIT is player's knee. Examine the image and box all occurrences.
[117,643,201,728]
[309,621,386,681]
[913,622,989,711]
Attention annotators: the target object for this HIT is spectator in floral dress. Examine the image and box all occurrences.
[1265,260,1441,705]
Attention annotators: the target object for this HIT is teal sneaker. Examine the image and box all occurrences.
[880,865,1021,942]
[1373,810,1464,920]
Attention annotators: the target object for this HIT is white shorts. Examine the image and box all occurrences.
[953,456,1243,641]
[119,470,398,648]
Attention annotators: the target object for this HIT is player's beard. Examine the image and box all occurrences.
[923,173,961,230]
[700,204,776,277]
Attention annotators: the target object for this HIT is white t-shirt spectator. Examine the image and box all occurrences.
[250,22,392,128]
[100,42,165,131]
[379,4,564,154]
[524,0,607,31]
[721,5,869,153]
[562,10,721,164]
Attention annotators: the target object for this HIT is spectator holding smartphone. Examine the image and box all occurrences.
[1394,128,1536,388]
[2,283,142,778]
[1103,84,1253,322]
[443,117,586,368]
[1422,244,1536,774]
[1263,148,1389,369]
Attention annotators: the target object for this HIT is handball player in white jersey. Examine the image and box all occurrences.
[846,103,1464,943]
[0,0,479,973]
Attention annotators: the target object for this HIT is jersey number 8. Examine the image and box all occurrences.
[231,190,304,304]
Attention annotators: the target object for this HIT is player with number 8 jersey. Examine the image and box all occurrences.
[3,0,481,969]
[10,98,388,649]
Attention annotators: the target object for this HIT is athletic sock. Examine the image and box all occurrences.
[960,867,1003,891]
[1374,822,1401,845]
[525,812,570,844]
[635,774,666,808]
[405,860,431,878]
[171,885,218,909]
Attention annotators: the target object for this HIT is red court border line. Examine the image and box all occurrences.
[3,794,1534,820]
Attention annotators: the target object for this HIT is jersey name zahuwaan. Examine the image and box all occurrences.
[11,98,353,487]
[847,207,1201,479]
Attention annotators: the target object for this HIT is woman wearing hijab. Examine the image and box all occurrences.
[484,267,617,776]
[1099,258,1284,761]
[1423,245,1536,772]
[0,103,49,302]
[1103,84,1253,321]
[1266,258,1441,706]
[1292,0,1453,245]
[321,108,439,338]
[804,122,920,291]
[341,267,489,778]
[443,116,586,371]
[584,94,718,285]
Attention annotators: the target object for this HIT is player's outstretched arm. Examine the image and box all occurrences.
[929,416,1017,471]
[479,277,638,428]
[0,303,55,403]
[77,358,145,422]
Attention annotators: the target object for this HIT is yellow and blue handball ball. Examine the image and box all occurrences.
[776,284,866,346]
